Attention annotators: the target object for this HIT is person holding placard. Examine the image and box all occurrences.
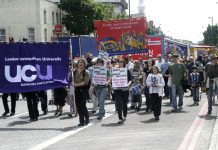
[112,59,132,124]
[93,58,111,120]
[146,66,165,121]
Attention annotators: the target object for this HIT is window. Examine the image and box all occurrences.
[28,28,35,42]
[52,12,55,25]
[56,12,59,25]
[0,29,6,42]
[44,10,47,24]
[44,29,47,42]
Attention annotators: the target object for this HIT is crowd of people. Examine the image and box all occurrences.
[1,51,218,126]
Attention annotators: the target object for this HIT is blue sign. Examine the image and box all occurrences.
[0,43,70,93]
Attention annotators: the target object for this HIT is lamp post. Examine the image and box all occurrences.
[128,0,131,19]
[208,16,213,45]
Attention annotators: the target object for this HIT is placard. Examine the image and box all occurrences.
[112,68,128,88]
[92,66,107,85]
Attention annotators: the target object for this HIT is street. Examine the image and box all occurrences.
[0,91,217,150]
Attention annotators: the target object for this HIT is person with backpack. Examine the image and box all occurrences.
[72,58,90,126]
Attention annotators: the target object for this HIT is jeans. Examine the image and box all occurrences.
[207,81,214,111]
[96,87,108,117]
[192,87,199,102]
[171,84,184,109]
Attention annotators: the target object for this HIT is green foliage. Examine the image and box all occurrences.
[59,0,114,35]
[203,24,218,46]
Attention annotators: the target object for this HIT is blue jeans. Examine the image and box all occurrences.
[171,84,184,109]
[96,87,108,117]
[207,81,214,111]
[192,87,199,102]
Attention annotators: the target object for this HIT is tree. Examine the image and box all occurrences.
[59,0,114,35]
[203,24,218,46]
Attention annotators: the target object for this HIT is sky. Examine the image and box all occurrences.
[126,0,218,43]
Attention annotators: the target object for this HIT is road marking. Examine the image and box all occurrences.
[28,112,114,150]
[28,123,94,150]
[11,112,28,118]
[178,101,207,150]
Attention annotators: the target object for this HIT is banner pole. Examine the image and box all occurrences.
[69,39,77,116]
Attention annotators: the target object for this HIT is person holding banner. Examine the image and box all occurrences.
[23,92,39,121]
[54,87,67,116]
[93,58,111,120]
[73,58,90,126]
[112,59,132,124]
[2,93,17,116]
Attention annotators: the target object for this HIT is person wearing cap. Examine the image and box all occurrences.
[169,54,186,112]
[189,65,201,105]
[204,54,218,114]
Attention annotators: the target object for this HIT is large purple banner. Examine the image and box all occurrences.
[0,43,70,93]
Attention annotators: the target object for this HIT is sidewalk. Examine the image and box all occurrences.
[208,110,218,150]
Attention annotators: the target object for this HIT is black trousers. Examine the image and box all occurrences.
[150,93,162,117]
[2,93,17,113]
[164,77,169,97]
[75,88,89,124]
[25,92,39,119]
[114,90,129,120]
[37,91,48,112]
[144,87,152,110]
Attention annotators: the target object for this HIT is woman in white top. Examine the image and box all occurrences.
[146,66,165,120]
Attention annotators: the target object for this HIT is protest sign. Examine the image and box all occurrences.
[112,68,128,88]
[92,66,107,85]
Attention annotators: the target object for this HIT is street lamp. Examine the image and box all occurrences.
[129,0,130,19]
[208,16,213,45]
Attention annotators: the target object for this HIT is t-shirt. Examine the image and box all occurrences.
[169,63,186,86]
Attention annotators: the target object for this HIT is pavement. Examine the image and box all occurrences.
[208,100,218,150]
[0,91,218,150]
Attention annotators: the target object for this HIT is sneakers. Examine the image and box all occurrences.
[171,107,177,112]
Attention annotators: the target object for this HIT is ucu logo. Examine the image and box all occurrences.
[5,65,52,82]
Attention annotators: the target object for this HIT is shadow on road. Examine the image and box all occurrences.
[101,122,124,127]
[140,118,159,124]
[163,110,189,115]
[199,114,218,120]
[7,120,31,127]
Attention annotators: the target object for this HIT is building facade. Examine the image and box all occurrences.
[0,0,61,42]
[94,0,128,14]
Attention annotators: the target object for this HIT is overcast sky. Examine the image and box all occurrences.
[126,0,218,43]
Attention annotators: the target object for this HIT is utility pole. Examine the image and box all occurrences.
[129,0,130,19]
[208,16,213,45]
